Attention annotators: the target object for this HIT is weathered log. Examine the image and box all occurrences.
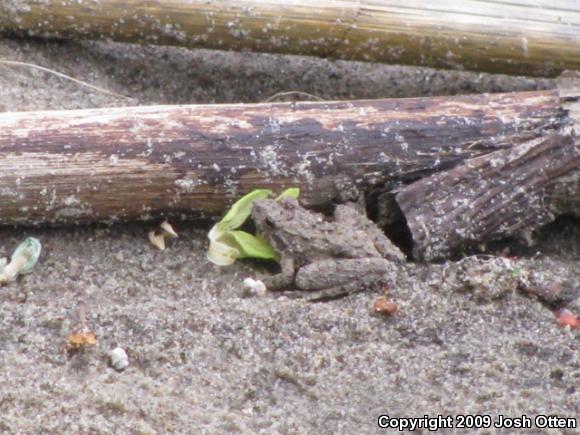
[396,133,580,260]
[0,90,565,225]
[0,1,579,77]
[395,73,580,260]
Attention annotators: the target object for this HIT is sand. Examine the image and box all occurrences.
[0,36,577,434]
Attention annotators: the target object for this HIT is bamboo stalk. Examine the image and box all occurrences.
[0,1,578,77]
[0,90,564,225]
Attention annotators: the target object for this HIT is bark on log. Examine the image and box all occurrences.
[0,90,565,225]
[0,1,579,77]
[395,73,580,260]
[396,133,580,260]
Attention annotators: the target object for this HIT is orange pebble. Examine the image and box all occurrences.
[67,331,98,349]
[554,309,579,329]
[372,296,398,316]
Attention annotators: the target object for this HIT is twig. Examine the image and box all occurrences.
[263,91,324,103]
[0,59,135,101]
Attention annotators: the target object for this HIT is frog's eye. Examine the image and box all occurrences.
[264,217,276,228]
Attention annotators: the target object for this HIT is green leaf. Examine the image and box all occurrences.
[276,187,300,200]
[229,230,280,261]
[207,188,300,266]
[219,189,272,231]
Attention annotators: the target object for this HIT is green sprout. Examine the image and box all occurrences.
[207,188,299,266]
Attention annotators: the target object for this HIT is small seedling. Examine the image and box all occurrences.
[207,188,299,266]
[0,237,41,284]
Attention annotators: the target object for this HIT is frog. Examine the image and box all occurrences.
[251,197,406,299]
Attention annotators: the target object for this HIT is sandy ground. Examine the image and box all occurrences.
[0,36,578,434]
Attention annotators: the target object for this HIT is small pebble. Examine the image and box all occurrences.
[242,277,267,297]
[372,296,398,316]
[109,347,129,371]
[554,309,579,329]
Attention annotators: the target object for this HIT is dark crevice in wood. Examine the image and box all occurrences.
[367,188,414,259]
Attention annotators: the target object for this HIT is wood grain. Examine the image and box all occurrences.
[396,133,580,260]
[0,90,563,225]
[394,72,580,260]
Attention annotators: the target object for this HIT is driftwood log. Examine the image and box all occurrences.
[396,133,580,260]
[0,90,566,224]
[0,76,578,259]
[0,1,579,77]
[396,72,580,259]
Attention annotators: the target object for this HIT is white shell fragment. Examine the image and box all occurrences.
[160,220,178,238]
[109,347,129,371]
[148,220,178,251]
[242,277,267,297]
[0,237,42,284]
[148,230,166,251]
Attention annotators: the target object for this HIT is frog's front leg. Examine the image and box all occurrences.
[262,255,296,290]
[294,258,391,299]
